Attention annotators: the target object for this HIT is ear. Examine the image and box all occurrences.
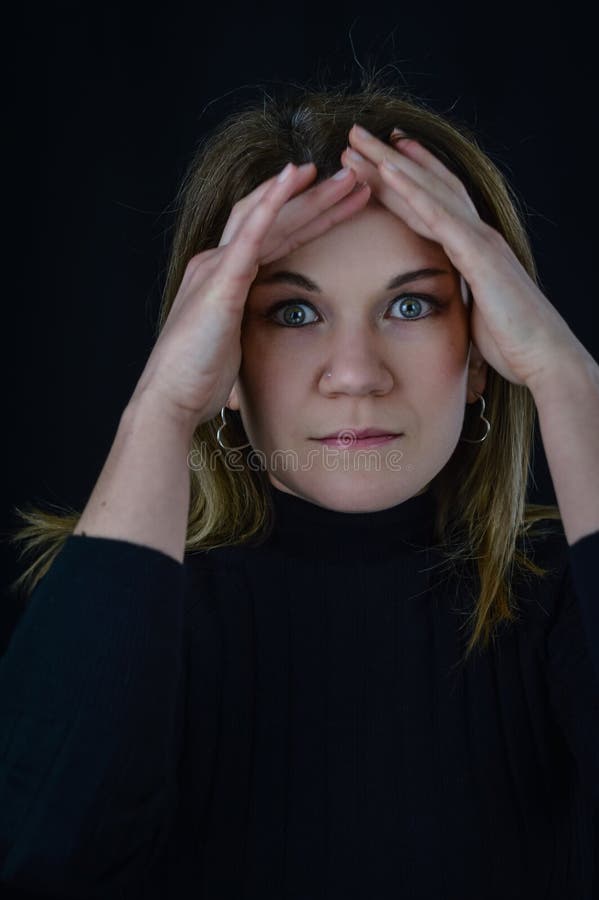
[226,380,241,412]
[466,340,488,404]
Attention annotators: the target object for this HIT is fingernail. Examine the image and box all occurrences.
[346,147,365,163]
[353,124,370,138]
[333,167,352,180]
[390,127,407,140]
[277,162,294,182]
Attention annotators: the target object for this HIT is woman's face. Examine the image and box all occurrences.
[227,197,487,512]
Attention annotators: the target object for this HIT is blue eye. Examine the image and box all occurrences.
[268,301,319,327]
[266,294,444,328]
[389,294,440,321]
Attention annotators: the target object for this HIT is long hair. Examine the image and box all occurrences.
[5,73,562,663]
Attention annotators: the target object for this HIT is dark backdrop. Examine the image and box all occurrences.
[3,6,596,646]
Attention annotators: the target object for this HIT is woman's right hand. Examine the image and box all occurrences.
[130,161,371,436]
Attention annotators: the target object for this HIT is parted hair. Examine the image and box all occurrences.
[6,71,562,663]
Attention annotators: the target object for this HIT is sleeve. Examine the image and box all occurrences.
[545,530,599,805]
[0,533,187,898]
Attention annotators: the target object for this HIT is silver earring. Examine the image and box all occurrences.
[216,406,252,450]
[459,391,491,444]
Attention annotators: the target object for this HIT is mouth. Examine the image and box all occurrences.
[313,433,403,449]
[315,427,403,440]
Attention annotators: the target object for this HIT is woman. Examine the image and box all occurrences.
[1,79,598,898]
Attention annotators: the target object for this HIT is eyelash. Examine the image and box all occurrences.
[265,293,446,328]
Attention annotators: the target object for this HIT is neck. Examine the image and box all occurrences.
[259,483,438,564]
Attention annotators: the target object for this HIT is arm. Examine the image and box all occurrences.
[528,346,599,547]
[545,534,599,804]
[532,348,599,804]
[72,388,196,564]
[531,346,599,736]
[0,396,195,895]
[0,537,187,896]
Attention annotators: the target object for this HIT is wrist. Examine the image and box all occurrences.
[527,343,599,405]
[123,386,198,446]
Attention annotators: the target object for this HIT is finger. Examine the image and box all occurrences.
[221,163,358,253]
[343,140,471,241]
[260,165,359,243]
[219,163,316,247]
[220,164,309,289]
[377,160,484,269]
[166,247,225,320]
[259,181,372,265]
[348,125,460,215]
[340,147,435,239]
[390,137,478,214]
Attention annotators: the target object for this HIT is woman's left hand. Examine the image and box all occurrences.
[341,123,581,391]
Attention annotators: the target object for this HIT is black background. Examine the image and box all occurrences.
[3,5,596,645]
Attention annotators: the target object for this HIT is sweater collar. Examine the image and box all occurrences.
[262,483,438,563]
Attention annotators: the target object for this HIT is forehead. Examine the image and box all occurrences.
[258,200,450,284]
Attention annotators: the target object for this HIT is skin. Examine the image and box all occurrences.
[226,194,488,513]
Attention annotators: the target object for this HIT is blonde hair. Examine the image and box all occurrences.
[5,73,562,663]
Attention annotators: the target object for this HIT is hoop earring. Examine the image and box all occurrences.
[216,406,252,451]
[459,392,491,444]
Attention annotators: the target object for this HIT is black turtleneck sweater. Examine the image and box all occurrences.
[0,485,598,899]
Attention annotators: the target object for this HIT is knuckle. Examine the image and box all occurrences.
[185,254,204,275]
[452,176,470,196]
[481,222,504,247]
[425,200,447,227]
[223,253,259,285]
[188,248,220,271]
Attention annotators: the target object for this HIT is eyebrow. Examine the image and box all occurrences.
[252,266,452,293]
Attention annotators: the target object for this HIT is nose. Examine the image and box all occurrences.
[319,329,395,397]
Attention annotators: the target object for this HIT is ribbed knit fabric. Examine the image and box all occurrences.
[0,484,597,899]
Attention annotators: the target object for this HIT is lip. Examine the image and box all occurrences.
[317,427,401,440]
[314,433,403,449]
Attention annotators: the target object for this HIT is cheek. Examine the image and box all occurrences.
[238,330,306,423]
[239,325,274,382]
[426,334,470,422]
[240,322,313,379]
[416,326,470,387]
[438,310,471,369]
